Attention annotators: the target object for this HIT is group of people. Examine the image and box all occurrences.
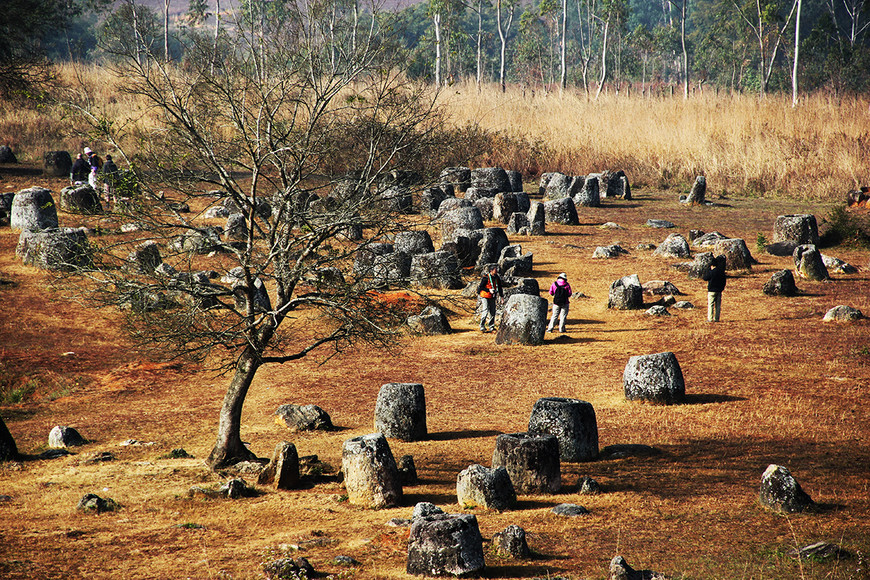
[476,266,572,334]
[476,255,727,334]
[71,146,120,205]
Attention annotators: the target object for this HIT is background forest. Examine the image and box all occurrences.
[4,0,870,100]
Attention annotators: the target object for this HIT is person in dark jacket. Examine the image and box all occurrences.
[100,154,120,205]
[476,265,504,332]
[701,255,727,322]
[70,153,89,183]
[546,272,572,333]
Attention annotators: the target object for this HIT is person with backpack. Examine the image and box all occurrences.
[547,272,572,333]
[85,147,103,189]
[100,154,120,206]
[701,255,727,322]
[70,153,89,184]
[476,265,504,333]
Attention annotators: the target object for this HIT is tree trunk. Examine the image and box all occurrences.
[594,20,608,100]
[434,12,442,86]
[163,0,171,63]
[497,0,507,92]
[681,0,688,99]
[792,0,802,106]
[476,0,483,90]
[559,0,567,91]
[207,347,261,469]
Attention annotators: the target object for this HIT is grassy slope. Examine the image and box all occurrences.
[0,167,869,579]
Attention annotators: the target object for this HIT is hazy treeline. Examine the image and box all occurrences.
[9,0,870,99]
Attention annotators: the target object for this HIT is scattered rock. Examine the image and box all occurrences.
[645,305,671,316]
[793,245,829,281]
[609,555,670,580]
[543,197,579,225]
[646,219,675,228]
[48,426,87,448]
[774,214,819,246]
[274,404,334,431]
[80,451,115,464]
[10,187,59,231]
[759,464,814,513]
[398,454,418,485]
[593,244,629,259]
[407,306,452,335]
[608,274,643,310]
[374,383,427,442]
[341,433,402,508]
[822,255,858,274]
[263,557,315,580]
[77,493,119,513]
[822,305,864,322]
[257,441,300,490]
[493,525,530,558]
[551,503,589,516]
[527,397,599,462]
[654,233,691,258]
[577,476,601,494]
[494,294,548,346]
[642,280,682,296]
[673,301,694,309]
[789,542,851,560]
[765,240,798,256]
[406,513,485,577]
[17,228,92,271]
[763,270,798,296]
[623,352,685,405]
[492,432,561,494]
[456,464,516,511]
[412,501,445,519]
[684,176,706,205]
[333,555,360,567]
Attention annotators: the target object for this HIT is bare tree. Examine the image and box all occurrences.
[731,0,798,96]
[792,0,802,105]
[496,0,516,92]
[70,0,449,469]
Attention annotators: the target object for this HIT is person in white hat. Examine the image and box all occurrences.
[546,272,572,333]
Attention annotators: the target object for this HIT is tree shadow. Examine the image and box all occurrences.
[483,563,568,578]
[546,335,602,345]
[402,491,456,506]
[0,165,42,177]
[428,429,503,442]
[683,393,747,405]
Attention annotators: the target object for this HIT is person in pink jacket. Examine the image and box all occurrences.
[547,272,572,333]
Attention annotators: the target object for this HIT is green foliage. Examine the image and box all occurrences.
[820,206,870,248]
[756,232,768,254]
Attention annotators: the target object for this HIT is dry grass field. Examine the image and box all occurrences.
[1,159,869,580]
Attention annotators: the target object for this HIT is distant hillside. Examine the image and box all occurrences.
[124,0,421,19]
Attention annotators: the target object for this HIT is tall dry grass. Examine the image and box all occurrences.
[1,65,868,201]
[439,81,870,200]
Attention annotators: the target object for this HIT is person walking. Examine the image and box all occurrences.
[100,154,119,206]
[70,153,89,184]
[701,255,727,322]
[477,265,504,333]
[546,272,572,333]
[85,147,103,189]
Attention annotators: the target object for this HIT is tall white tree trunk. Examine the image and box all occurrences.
[594,20,609,100]
[433,12,442,86]
[496,0,513,93]
[163,0,171,63]
[559,0,567,91]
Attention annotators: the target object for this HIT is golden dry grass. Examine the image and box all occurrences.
[1,165,869,579]
[439,82,870,200]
